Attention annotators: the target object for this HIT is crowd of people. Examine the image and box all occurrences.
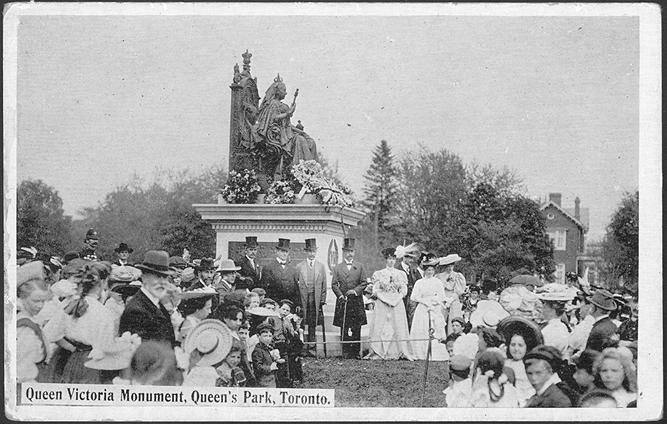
[15,228,639,408]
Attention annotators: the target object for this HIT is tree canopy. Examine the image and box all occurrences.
[601,190,638,290]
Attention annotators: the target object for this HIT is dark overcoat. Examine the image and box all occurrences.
[119,290,176,346]
[260,260,301,307]
[585,316,618,352]
[236,256,261,288]
[526,383,573,407]
[331,262,368,328]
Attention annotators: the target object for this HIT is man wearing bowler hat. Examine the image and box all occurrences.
[585,289,619,352]
[260,239,301,311]
[295,238,327,357]
[113,243,134,266]
[236,236,261,289]
[190,257,217,291]
[332,238,369,359]
[119,250,177,346]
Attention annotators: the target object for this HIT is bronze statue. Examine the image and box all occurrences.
[255,75,318,180]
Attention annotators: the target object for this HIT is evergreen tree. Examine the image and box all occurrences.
[601,190,638,290]
[361,140,399,245]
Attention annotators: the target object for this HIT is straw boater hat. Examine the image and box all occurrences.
[183,319,233,367]
[109,265,142,283]
[469,300,510,328]
[84,332,141,371]
[439,254,462,266]
[246,306,280,317]
[135,250,175,277]
[496,316,544,353]
[179,286,217,301]
[218,259,241,273]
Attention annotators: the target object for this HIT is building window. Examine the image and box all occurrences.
[554,263,566,284]
[546,212,555,220]
[547,229,567,251]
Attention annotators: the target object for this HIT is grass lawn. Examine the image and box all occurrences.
[294,358,450,407]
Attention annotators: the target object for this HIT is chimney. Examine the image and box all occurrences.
[574,196,581,220]
[548,193,562,207]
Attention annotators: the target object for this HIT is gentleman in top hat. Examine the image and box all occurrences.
[113,243,134,266]
[585,289,619,352]
[119,250,177,346]
[331,238,369,359]
[295,238,327,357]
[394,243,422,329]
[236,236,261,289]
[260,239,301,311]
[190,257,217,291]
[80,228,100,261]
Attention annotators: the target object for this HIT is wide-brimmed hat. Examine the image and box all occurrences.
[183,319,233,367]
[439,254,462,266]
[134,250,175,277]
[179,285,217,301]
[85,228,99,240]
[85,332,141,371]
[114,243,133,254]
[536,283,577,302]
[17,261,45,287]
[197,257,216,271]
[421,257,440,268]
[342,238,355,251]
[246,306,280,317]
[244,236,259,248]
[276,238,291,251]
[589,289,616,311]
[218,259,241,272]
[497,316,544,353]
[50,279,78,298]
[109,265,142,283]
[469,300,510,328]
[509,274,543,287]
[111,281,142,299]
[304,238,317,252]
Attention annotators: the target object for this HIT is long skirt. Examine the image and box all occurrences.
[42,346,71,383]
[409,304,449,361]
[61,349,101,384]
[369,299,414,360]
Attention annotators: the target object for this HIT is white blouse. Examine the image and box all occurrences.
[60,295,117,351]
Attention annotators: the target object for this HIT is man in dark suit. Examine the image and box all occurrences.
[394,243,422,329]
[260,239,301,310]
[295,238,327,357]
[113,242,134,266]
[119,250,177,346]
[189,257,216,291]
[236,236,261,289]
[585,289,619,352]
[332,238,369,359]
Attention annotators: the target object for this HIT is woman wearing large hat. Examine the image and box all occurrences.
[113,243,134,266]
[364,247,414,360]
[435,254,467,331]
[176,288,217,344]
[497,316,544,406]
[182,319,233,387]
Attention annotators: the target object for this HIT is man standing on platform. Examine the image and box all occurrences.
[295,239,327,357]
[332,238,369,360]
[236,236,261,289]
[260,239,301,310]
[394,243,422,329]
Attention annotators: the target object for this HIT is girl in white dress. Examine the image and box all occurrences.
[16,269,51,383]
[365,248,414,360]
[409,259,451,361]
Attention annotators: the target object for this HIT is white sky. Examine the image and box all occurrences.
[15,12,639,241]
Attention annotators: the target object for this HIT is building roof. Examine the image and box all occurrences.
[540,201,588,232]
[564,207,589,230]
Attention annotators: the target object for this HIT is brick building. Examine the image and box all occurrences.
[540,193,589,283]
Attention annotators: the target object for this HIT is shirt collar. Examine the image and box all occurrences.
[140,287,161,307]
[345,261,354,266]
[537,373,561,396]
[594,314,609,323]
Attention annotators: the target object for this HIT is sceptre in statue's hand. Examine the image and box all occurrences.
[289,89,299,116]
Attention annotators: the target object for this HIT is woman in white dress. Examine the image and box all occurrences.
[365,248,414,360]
[409,258,451,361]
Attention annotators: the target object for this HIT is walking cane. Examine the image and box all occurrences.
[319,308,327,358]
[341,297,349,356]
[421,309,434,407]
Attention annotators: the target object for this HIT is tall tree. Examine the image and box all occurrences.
[17,179,74,254]
[602,190,638,290]
[361,140,399,241]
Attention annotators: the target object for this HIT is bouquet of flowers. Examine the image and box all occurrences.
[290,160,355,207]
[220,169,261,204]
[264,179,297,204]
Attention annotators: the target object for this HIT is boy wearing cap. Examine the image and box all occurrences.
[295,238,327,357]
[332,238,369,360]
[252,322,280,388]
[524,345,573,407]
[260,239,301,313]
[236,236,262,288]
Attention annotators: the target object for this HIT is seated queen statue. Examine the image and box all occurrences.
[256,75,318,178]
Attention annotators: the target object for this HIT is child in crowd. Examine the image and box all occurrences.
[273,299,303,387]
[252,322,281,388]
[593,347,637,407]
[443,355,473,407]
[216,346,247,387]
[244,292,261,310]
[577,389,619,408]
[238,322,254,364]
[129,341,183,386]
[573,349,600,394]
[444,333,461,358]
[252,288,266,303]
[471,349,519,407]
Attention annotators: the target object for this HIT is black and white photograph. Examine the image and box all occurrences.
[4,2,661,421]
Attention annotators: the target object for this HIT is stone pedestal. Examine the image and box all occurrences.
[193,202,368,357]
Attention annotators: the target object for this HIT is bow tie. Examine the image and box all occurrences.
[277,260,286,265]
[346,262,354,267]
